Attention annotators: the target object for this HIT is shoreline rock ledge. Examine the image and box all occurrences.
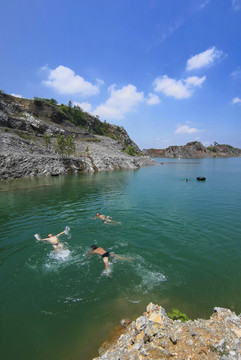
[93,303,241,360]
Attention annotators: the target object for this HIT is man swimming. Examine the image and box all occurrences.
[89,245,110,270]
[89,245,133,271]
[35,229,67,251]
[94,212,120,224]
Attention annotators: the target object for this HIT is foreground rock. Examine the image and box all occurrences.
[143,141,241,158]
[0,93,154,180]
[94,303,241,360]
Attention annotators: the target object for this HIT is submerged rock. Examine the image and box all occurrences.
[93,303,241,360]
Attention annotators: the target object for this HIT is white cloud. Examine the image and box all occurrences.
[186,47,223,71]
[160,18,184,43]
[231,68,241,79]
[232,0,241,11]
[146,93,161,105]
[232,97,241,104]
[199,0,211,9]
[11,93,23,98]
[185,76,206,86]
[41,65,49,71]
[73,101,92,112]
[43,65,103,96]
[153,75,206,99]
[175,124,200,134]
[94,84,144,120]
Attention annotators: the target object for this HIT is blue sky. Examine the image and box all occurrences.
[1,0,241,149]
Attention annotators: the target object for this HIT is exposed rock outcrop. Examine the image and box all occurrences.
[94,303,241,360]
[0,93,154,180]
[143,141,241,158]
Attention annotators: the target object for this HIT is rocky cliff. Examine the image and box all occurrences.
[0,93,154,180]
[94,303,241,360]
[143,141,241,158]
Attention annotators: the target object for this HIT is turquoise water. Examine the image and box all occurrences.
[0,158,241,360]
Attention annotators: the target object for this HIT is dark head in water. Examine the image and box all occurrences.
[91,245,98,250]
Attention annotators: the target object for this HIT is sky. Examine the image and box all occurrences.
[1,0,241,149]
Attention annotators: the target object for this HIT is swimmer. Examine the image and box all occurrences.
[89,245,110,270]
[94,212,121,224]
[35,229,68,251]
[89,245,133,271]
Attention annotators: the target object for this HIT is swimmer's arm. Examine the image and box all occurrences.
[56,231,65,237]
[88,249,100,256]
[88,250,95,256]
[38,237,49,241]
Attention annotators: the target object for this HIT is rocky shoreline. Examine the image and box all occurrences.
[94,303,241,360]
[0,93,154,180]
[0,131,154,180]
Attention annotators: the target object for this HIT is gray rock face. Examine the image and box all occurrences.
[143,141,241,158]
[0,94,154,180]
[165,141,207,158]
[94,303,241,360]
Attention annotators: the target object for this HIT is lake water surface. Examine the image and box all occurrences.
[0,158,241,360]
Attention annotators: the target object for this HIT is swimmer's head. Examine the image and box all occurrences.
[91,245,98,250]
[96,212,100,216]
[48,234,53,237]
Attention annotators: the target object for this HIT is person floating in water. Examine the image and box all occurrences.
[34,226,70,251]
[89,245,133,271]
[89,245,110,270]
[94,212,121,224]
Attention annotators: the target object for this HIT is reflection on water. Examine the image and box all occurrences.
[0,159,241,360]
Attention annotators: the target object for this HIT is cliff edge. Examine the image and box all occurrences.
[0,93,154,180]
[94,303,241,360]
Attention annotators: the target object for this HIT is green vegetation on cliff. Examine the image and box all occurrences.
[54,134,75,156]
[31,96,138,152]
[33,97,114,137]
[167,308,190,323]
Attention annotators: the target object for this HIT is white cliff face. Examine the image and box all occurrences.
[94,303,241,360]
[0,132,154,179]
[0,94,154,180]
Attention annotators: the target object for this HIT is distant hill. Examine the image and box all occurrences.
[143,141,241,158]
